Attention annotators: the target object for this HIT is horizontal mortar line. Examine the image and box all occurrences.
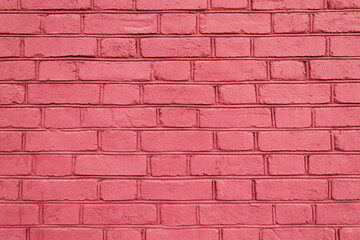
[0,104,359,108]
[2,127,360,131]
[3,56,360,61]
[3,33,360,37]
[1,152,359,155]
[0,200,358,204]
[0,151,357,154]
[1,176,360,180]
[2,80,360,84]
[2,9,360,14]
[0,81,359,85]
[0,224,358,228]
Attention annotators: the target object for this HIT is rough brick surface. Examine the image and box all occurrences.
[0,1,358,238]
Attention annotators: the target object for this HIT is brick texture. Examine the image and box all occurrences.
[0,1,357,238]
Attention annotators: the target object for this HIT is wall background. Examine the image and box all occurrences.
[1,0,360,239]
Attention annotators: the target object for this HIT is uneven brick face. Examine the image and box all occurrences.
[2,0,360,237]
[147,229,218,240]
[161,205,197,225]
[30,228,103,240]
[83,204,157,224]
[161,14,196,34]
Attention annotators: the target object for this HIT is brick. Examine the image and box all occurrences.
[0,37,21,57]
[43,204,80,224]
[153,61,191,81]
[151,155,187,176]
[199,108,271,127]
[273,13,310,33]
[141,38,211,57]
[200,204,272,225]
[276,108,312,128]
[195,61,267,81]
[0,204,39,225]
[161,205,197,226]
[28,84,100,104]
[334,131,360,151]
[212,0,248,9]
[332,179,360,200]
[253,0,324,9]
[276,204,312,224]
[147,229,218,240]
[0,155,32,175]
[0,108,41,128]
[335,84,360,103]
[84,14,157,34]
[100,180,137,200]
[141,180,212,200]
[317,203,360,224]
[331,36,360,56]
[215,180,252,200]
[141,131,213,151]
[191,155,264,176]
[218,85,256,104]
[136,0,207,10]
[271,61,306,80]
[25,131,97,151]
[0,180,19,200]
[107,229,142,240]
[258,131,331,151]
[45,108,81,128]
[255,37,326,57]
[340,228,360,240]
[0,85,25,104]
[309,155,360,175]
[159,108,196,127]
[39,61,77,81]
[0,132,22,151]
[143,85,215,104]
[256,180,328,200]
[103,84,140,104]
[22,0,90,9]
[311,60,360,79]
[222,229,260,240]
[259,84,330,104]
[0,14,41,34]
[0,0,17,9]
[30,229,102,240]
[23,180,97,200]
[101,38,136,58]
[83,204,157,224]
[44,14,81,34]
[200,14,270,34]
[0,61,35,80]
[75,155,147,176]
[268,155,306,175]
[314,12,360,33]
[215,38,251,57]
[263,229,334,240]
[83,108,156,128]
[94,0,133,9]
[0,229,26,240]
[79,61,151,81]
[316,107,360,127]
[328,0,360,9]
[161,14,196,34]
[25,38,97,57]
[217,132,254,151]
[34,155,72,176]
[101,131,137,151]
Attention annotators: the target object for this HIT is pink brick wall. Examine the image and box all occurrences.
[0,0,359,239]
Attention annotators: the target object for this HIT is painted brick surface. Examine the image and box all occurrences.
[0,0,358,239]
